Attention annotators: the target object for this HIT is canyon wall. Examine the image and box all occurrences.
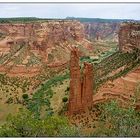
[0,20,92,76]
[0,20,88,50]
[118,22,140,52]
[83,22,119,41]
[93,22,140,105]
[68,22,140,116]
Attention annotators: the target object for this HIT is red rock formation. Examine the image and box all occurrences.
[82,62,93,107]
[84,22,119,41]
[0,65,41,77]
[118,22,140,52]
[0,20,87,51]
[68,47,93,115]
[68,47,82,114]
[0,20,92,76]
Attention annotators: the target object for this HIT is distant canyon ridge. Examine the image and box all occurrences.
[0,17,138,76]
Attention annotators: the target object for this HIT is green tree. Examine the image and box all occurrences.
[92,100,140,137]
[22,94,29,100]
[0,108,80,137]
[62,97,68,103]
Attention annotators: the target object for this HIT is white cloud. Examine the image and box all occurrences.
[0,3,139,20]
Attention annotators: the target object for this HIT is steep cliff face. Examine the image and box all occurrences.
[68,47,93,115]
[68,22,140,117]
[0,20,92,76]
[0,20,87,49]
[118,22,140,52]
[84,22,119,41]
[68,47,82,114]
[93,22,140,105]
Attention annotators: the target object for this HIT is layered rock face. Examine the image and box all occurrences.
[93,67,140,106]
[68,47,82,113]
[93,22,140,105]
[68,47,93,115]
[0,20,86,50]
[84,22,119,41]
[118,22,140,52]
[0,20,92,76]
[68,22,140,116]
[82,62,93,107]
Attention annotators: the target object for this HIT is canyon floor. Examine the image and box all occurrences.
[0,40,139,136]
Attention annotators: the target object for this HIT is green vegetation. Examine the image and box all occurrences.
[0,32,6,40]
[0,17,137,24]
[1,100,140,137]
[0,17,74,24]
[0,74,31,96]
[134,82,140,103]
[22,94,29,100]
[94,49,140,90]
[26,52,41,67]
[6,97,13,104]
[92,100,140,137]
[0,45,22,64]
[66,17,136,23]
[48,54,54,63]
[26,73,70,118]
[80,41,118,64]
[65,87,70,92]
[80,56,99,63]
[62,97,68,103]
[0,17,47,23]
[0,108,80,137]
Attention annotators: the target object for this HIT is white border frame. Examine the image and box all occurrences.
[0,0,139,3]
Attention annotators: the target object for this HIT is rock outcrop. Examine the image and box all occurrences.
[68,22,140,115]
[68,47,82,114]
[93,22,140,106]
[0,20,92,76]
[68,47,93,115]
[0,20,88,51]
[118,22,140,52]
[82,62,93,107]
[84,22,119,41]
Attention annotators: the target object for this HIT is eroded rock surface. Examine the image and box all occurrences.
[68,47,93,115]
[84,22,119,41]
[0,20,92,76]
[119,22,140,52]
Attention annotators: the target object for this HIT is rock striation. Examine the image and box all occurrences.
[84,22,119,41]
[118,22,140,52]
[68,47,93,115]
[82,62,93,107]
[0,20,88,51]
[0,20,92,76]
[68,22,140,116]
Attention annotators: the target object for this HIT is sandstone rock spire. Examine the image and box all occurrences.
[68,47,93,115]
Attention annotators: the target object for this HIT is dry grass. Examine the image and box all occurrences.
[0,103,24,125]
[50,79,69,113]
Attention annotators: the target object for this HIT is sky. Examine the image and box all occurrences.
[0,3,140,20]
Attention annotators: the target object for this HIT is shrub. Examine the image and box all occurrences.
[22,94,29,100]
[92,100,140,137]
[6,97,13,104]
[62,97,68,103]
[0,108,80,137]
[65,87,70,92]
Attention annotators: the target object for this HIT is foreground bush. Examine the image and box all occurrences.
[0,108,80,137]
[62,97,68,103]
[92,100,140,137]
[22,94,29,100]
